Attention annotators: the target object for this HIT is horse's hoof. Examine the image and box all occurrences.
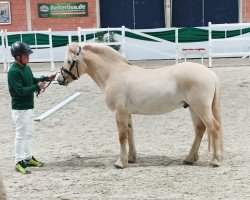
[210,160,221,167]
[114,158,128,169]
[183,154,198,165]
[128,159,136,164]
[183,160,195,165]
[128,155,137,163]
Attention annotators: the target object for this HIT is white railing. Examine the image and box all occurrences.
[77,26,179,62]
[124,27,178,62]
[3,28,55,71]
[77,26,126,57]
[208,22,250,67]
[3,24,250,70]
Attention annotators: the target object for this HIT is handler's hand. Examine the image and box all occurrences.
[38,81,46,90]
[49,74,57,81]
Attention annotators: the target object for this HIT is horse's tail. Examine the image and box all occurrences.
[209,78,224,158]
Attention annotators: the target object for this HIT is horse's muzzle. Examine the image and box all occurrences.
[57,75,68,86]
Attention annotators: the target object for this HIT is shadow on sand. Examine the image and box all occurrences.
[37,154,206,172]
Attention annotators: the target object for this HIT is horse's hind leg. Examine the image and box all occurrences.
[114,110,129,168]
[128,114,137,163]
[198,108,223,166]
[184,109,206,165]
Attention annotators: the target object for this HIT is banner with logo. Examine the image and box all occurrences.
[0,1,11,24]
[38,2,88,18]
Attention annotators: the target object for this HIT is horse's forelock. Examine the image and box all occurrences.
[69,42,81,54]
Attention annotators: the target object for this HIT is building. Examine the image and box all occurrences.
[0,0,250,32]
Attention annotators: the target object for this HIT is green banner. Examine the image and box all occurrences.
[5,28,250,47]
[38,2,88,18]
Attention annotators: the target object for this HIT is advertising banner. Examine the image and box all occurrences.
[38,2,88,18]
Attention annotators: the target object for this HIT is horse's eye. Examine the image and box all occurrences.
[67,60,71,64]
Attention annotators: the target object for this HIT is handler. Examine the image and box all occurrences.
[7,41,54,174]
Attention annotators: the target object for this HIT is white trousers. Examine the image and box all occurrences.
[11,109,34,164]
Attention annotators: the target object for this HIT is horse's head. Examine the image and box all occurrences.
[57,42,87,86]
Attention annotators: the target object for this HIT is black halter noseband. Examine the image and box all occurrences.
[61,46,81,81]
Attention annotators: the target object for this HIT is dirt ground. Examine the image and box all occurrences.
[0,58,250,200]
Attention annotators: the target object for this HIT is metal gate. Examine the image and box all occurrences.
[99,0,165,29]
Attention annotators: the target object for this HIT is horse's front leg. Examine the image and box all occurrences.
[128,114,137,163]
[114,110,129,168]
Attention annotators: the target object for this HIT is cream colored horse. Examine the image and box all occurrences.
[57,43,224,168]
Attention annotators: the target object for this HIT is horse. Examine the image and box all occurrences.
[57,42,224,168]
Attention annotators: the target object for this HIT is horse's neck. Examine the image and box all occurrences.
[86,61,112,91]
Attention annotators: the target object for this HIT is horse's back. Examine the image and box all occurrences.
[171,62,218,87]
[170,62,215,77]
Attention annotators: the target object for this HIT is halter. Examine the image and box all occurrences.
[60,46,81,82]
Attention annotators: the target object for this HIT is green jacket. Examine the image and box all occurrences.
[8,62,41,110]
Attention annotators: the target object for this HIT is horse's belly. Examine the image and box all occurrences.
[127,98,183,115]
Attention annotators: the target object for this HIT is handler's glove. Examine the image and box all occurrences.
[48,74,56,81]
[40,76,50,82]
[40,74,56,82]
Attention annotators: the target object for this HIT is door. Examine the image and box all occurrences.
[172,0,239,27]
[204,0,239,26]
[172,0,203,27]
[100,0,165,29]
[100,0,134,28]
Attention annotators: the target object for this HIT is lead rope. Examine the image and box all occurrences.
[36,72,59,97]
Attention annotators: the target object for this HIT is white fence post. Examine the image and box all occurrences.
[48,28,55,71]
[107,27,110,43]
[121,26,126,58]
[4,29,10,71]
[208,22,212,67]
[175,28,179,64]
[68,33,72,44]
[0,30,8,72]
[78,27,82,44]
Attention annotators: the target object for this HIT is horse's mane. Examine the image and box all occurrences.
[68,42,132,65]
[85,43,132,65]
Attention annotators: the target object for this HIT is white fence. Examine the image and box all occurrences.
[77,26,179,62]
[2,23,250,71]
[124,27,178,62]
[208,22,250,67]
[2,28,55,71]
[77,26,126,57]
[2,27,179,72]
